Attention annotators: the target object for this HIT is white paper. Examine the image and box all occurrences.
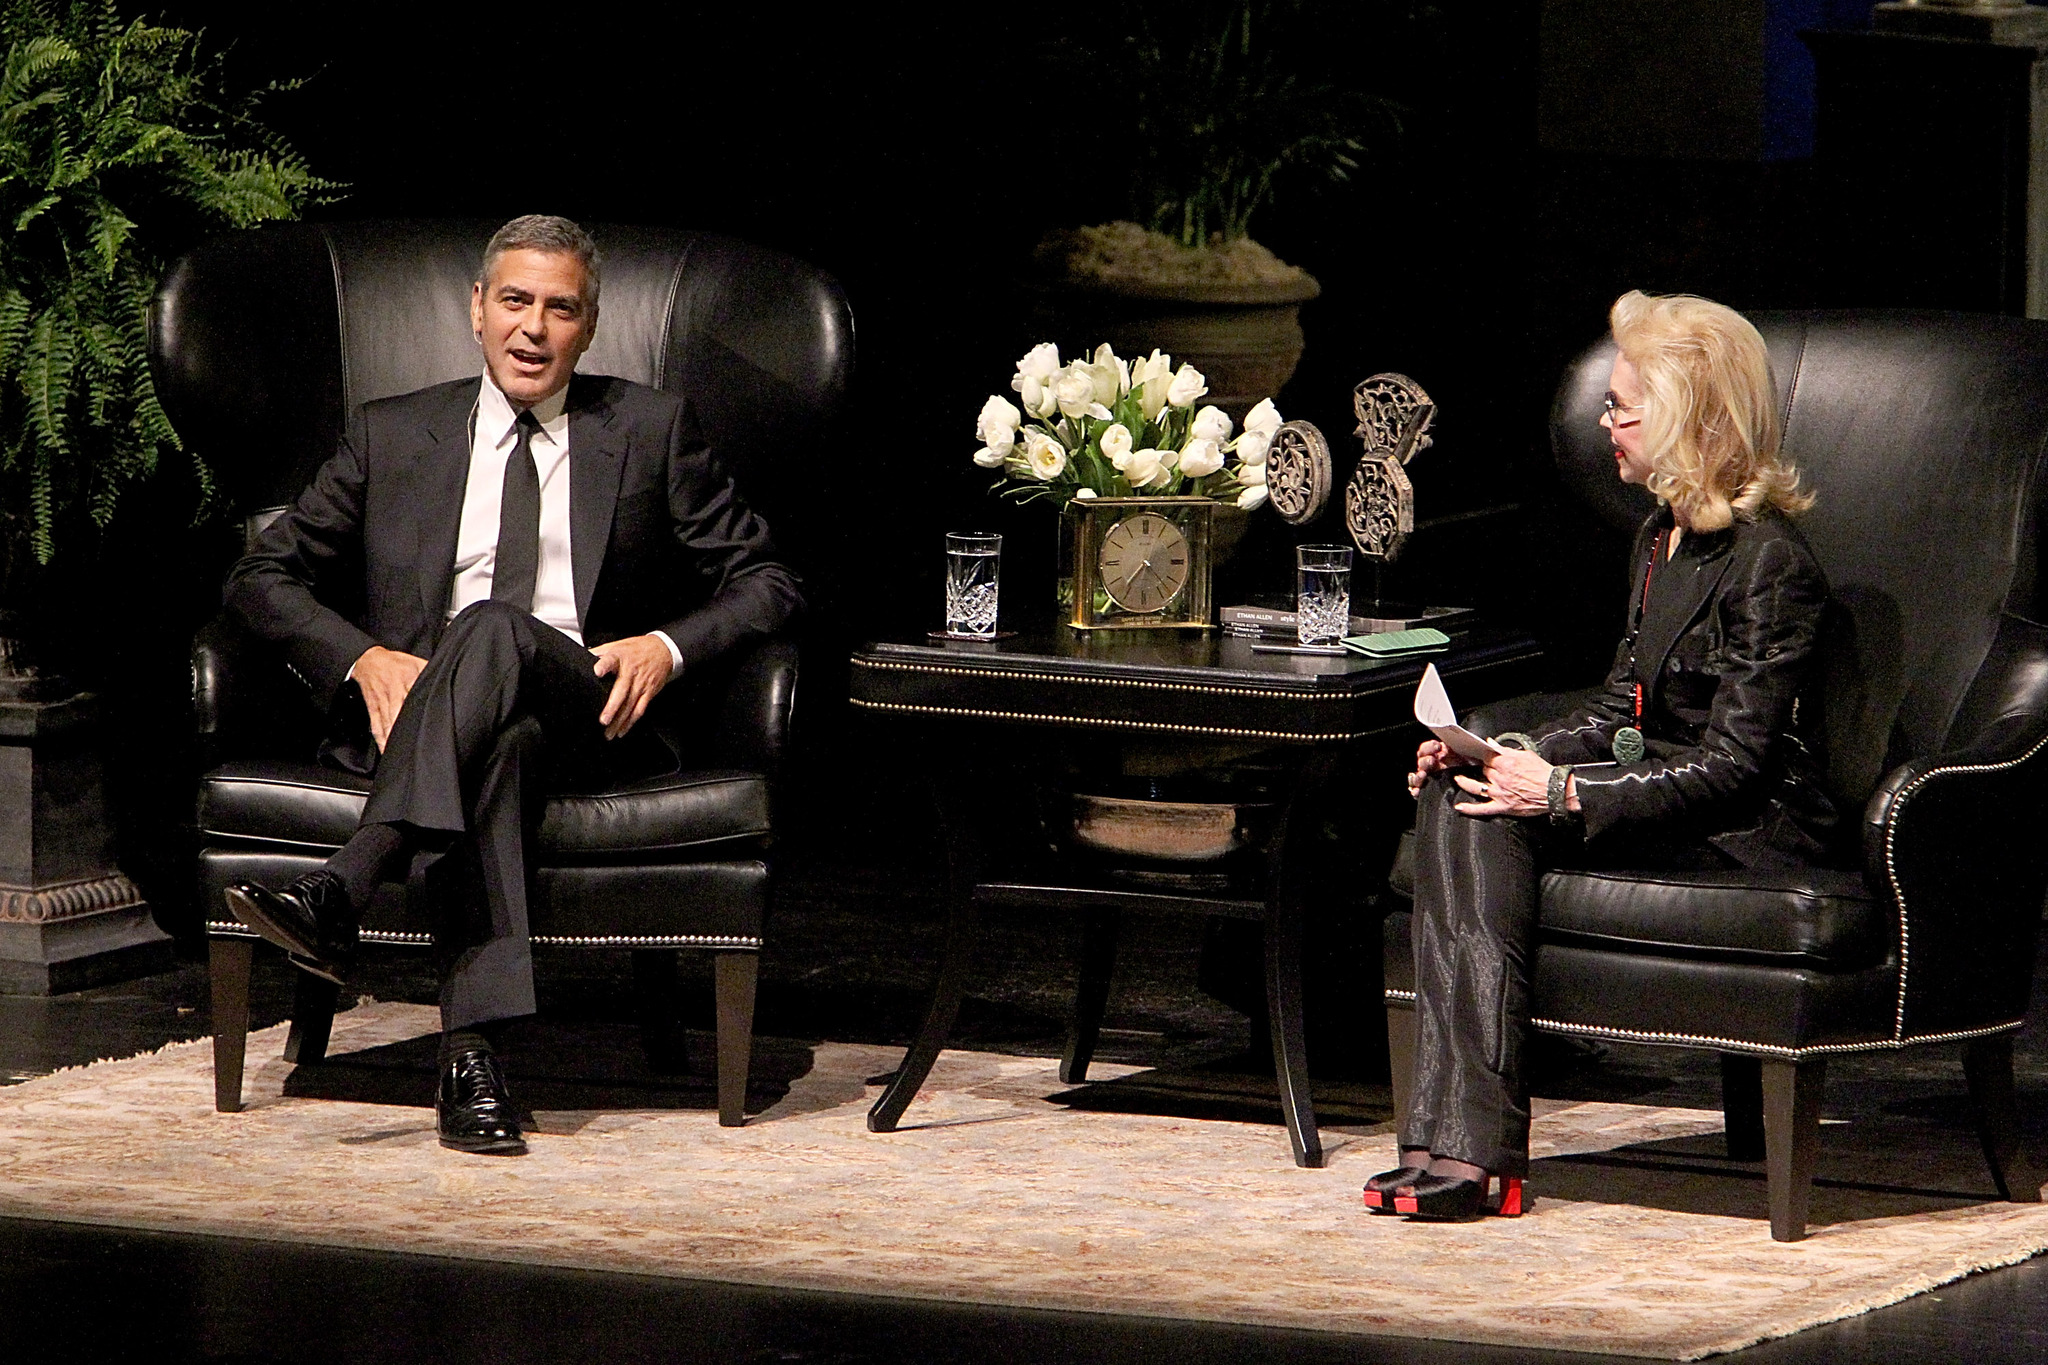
[1414,663,1505,762]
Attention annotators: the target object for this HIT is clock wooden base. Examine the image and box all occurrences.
[1059,496,1218,631]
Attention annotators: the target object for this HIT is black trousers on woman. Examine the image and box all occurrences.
[1402,770,1729,1175]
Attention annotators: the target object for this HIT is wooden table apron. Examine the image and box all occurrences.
[847,628,1544,1169]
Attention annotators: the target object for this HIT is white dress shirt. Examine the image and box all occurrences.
[445,374,683,675]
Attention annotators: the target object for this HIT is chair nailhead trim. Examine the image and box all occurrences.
[1881,730,2048,1042]
[1380,987,2022,1060]
[205,920,761,951]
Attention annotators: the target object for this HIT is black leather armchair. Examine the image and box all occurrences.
[1384,311,2048,1239]
[150,221,852,1124]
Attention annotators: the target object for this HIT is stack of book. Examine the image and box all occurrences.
[1220,602,1476,640]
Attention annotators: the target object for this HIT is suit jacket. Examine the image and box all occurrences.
[1529,506,1841,868]
[227,373,803,718]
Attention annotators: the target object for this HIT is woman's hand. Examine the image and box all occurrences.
[1407,738,1472,799]
[1452,748,1563,818]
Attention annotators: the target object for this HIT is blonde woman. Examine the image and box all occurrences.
[1367,292,1836,1221]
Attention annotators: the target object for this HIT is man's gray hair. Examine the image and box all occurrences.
[478,214,602,311]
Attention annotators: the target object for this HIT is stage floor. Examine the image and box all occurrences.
[2,860,2045,1364]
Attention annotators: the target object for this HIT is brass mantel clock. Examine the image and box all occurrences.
[1061,496,1217,630]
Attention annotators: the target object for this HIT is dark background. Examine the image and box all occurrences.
[40,0,1999,944]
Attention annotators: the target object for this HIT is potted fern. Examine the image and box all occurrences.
[1027,0,1396,420]
[0,0,330,990]
[0,0,331,691]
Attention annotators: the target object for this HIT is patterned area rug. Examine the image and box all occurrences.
[2,1001,2044,1360]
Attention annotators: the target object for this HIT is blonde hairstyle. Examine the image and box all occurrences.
[1609,290,1813,530]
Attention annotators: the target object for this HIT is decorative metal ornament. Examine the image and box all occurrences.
[1263,419,1332,525]
[1344,372,1437,563]
[1345,455,1415,561]
[1353,372,1437,465]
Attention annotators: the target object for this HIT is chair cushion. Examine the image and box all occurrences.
[1537,867,1884,969]
[199,759,770,858]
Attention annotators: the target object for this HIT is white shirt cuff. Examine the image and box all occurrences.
[651,629,685,679]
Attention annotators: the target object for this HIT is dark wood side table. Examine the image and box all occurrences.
[848,625,1543,1168]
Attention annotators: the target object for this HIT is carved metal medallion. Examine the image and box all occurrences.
[1263,419,1332,525]
[1344,372,1436,563]
[1352,372,1437,465]
[1345,455,1415,561]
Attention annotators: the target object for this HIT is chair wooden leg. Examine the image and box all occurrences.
[282,972,340,1066]
[632,948,686,1074]
[1060,911,1120,1084]
[1964,1034,2041,1202]
[1720,1053,1766,1162]
[713,950,759,1128]
[1762,1057,1826,1242]
[209,937,254,1114]
[1387,1004,1417,1129]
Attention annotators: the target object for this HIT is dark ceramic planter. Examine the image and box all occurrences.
[1025,271,1322,425]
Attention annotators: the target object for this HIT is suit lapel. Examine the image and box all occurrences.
[567,375,626,628]
[414,381,480,647]
[1640,528,1735,709]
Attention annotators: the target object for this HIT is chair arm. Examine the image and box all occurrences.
[192,612,324,769]
[703,634,799,780]
[1862,615,2048,1038]
[1464,686,1605,741]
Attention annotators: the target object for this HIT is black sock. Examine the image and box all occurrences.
[326,822,407,909]
[440,1021,507,1064]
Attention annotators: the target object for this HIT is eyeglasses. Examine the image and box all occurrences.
[1602,392,1644,427]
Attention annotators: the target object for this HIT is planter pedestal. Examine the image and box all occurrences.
[0,693,172,994]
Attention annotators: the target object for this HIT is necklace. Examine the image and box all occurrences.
[1613,526,1666,764]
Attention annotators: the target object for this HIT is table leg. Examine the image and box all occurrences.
[1061,910,1121,1084]
[1264,899,1322,1168]
[868,750,1000,1133]
[868,892,980,1132]
[1262,748,1339,1169]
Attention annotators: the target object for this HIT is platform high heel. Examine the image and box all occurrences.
[1393,1173,1527,1221]
[1361,1165,1428,1213]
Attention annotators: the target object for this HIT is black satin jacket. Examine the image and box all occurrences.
[1529,506,1841,868]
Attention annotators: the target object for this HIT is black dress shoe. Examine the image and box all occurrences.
[223,872,356,983]
[1362,1164,1429,1214]
[437,1048,527,1155]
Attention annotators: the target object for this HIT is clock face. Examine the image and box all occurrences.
[1097,513,1191,614]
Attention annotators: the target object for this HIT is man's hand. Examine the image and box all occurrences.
[591,634,675,739]
[352,646,429,752]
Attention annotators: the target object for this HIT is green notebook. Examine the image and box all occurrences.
[1343,627,1451,657]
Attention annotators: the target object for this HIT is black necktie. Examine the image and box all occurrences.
[491,409,543,612]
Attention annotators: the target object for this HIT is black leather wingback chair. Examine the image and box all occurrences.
[149,221,852,1125]
[1384,311,2048,1240]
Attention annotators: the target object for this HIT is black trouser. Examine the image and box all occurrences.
[1402,771,1726,1174]
[355,600,670,1031]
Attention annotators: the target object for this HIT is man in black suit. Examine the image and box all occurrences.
[223,215,801,1154]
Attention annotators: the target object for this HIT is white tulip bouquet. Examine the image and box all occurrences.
[972,342,1279,511]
